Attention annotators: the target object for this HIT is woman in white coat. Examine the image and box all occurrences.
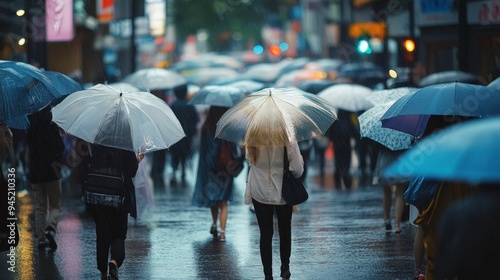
[245,142,304,280]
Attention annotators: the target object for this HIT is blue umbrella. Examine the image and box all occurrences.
[382,116,500,184]
[0,60,59,122]
[0,64,83,130]
[380,82,500,136]
[43,70,82,103]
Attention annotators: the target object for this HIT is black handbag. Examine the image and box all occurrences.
[82,169,126,208]
[282,146,309,205]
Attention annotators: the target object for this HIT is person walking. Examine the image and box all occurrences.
[169,83,199,186]
[26,106,65,250]
[84,144,141,280]
[191,106,240,242]
[373,146,409,233]
[245,142,304,280]
[327,109,358,189]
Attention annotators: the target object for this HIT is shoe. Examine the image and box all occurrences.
[384,220,392,232]
[414,269,425,280]
[45,227,57,249]
[108,261,118,280]
[395,225,402,234]
[38,240,47,249]
[210,224,217,238]
[280,268,291,279]
[218,231,225,242]
[169,176,177,187]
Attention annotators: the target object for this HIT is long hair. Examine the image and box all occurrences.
[201,106,228,135]
[246,146,259,166]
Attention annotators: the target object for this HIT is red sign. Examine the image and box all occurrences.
[97,0,114,22]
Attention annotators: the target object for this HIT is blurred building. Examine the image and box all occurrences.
[0,0,499,84]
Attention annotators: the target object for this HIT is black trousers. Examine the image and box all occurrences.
[88,204,128,274]
[252,198,293,278]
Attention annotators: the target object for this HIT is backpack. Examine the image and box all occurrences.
[218,140,244,177]
[82,169,126,207]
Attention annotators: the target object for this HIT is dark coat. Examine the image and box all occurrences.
[88,144,139,218]
[27,107,64,184]
[170,99,199,158]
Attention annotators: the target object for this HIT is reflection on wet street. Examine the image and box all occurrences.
[1,155,417,280]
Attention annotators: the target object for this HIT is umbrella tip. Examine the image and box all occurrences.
[120,92,123,97]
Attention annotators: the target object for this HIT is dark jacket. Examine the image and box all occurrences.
[88,144,139,218]
[27,106,64,183]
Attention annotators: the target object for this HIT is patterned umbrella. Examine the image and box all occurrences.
[358,101,414,151]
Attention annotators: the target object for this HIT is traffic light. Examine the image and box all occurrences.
[357,36,372,54]
[402,38,416,65]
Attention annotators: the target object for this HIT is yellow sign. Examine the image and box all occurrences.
[348,22,386,39]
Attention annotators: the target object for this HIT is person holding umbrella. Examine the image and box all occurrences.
[245,142,304,280]
[215,88,337,279]
[50,84,185,279]
[191,106,241,242]
[84,144,143,280]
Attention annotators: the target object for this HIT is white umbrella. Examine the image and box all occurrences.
[122,68,186,91]
[366,87,417,105]
[188,85,247,107]
[51,84,185,154]
[317,83,373,112]
[215,87,337,147]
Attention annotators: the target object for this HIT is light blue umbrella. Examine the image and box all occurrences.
[382,116,500,184]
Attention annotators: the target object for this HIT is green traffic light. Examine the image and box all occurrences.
[357,39,372,54]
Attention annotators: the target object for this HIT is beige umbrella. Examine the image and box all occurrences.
[215,87,337,147]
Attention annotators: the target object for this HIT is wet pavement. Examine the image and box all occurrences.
[1,153,418,280]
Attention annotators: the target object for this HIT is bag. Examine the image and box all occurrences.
[282,146,309,205]
[403,177,440,210]
[82,171,126,207]
[219,140,244,177]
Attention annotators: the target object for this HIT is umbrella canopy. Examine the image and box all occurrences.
[317,83,373,112]
[122,68,186,91]
[336,62,387,88]
[358,101,414,151]
[188,85,247,107]
[274,69,328,87]
[487,77,500,91]
[108,82,140,92]
[5,70,83,131]
[183,67,240,86]
[0,60,60,121]
[366,87,417,105]
[297,80,338,94]
[43,70,82,98]
[382,116,500,184]
[225,80,265,94]
[215,87,337,147]
[380,82,500,136]
[51,84,185,154]
[418,70,480,87]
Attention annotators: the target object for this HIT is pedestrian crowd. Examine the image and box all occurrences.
[1,59,499,280]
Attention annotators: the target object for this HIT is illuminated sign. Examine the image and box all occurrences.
[46,0,74,42]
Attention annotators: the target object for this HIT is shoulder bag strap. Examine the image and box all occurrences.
[283,146,289,172]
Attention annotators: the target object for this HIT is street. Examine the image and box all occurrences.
[1,153,417,280]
